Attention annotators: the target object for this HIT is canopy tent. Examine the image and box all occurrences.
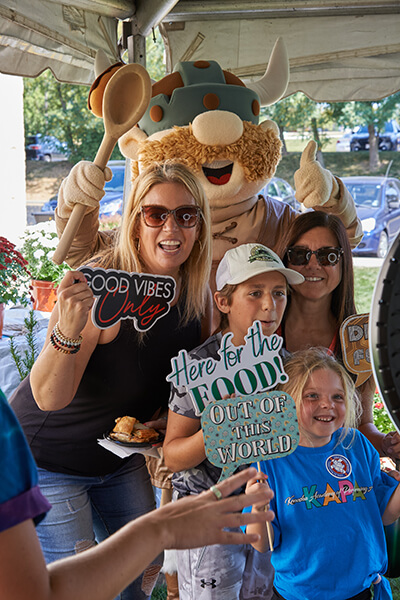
[1,0,400,242]
[161,3,400,102]
[0,0,399,101]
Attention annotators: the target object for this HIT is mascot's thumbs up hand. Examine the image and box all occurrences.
[57,161,113,219]
[294,140,363,248]
[294,140,340,209]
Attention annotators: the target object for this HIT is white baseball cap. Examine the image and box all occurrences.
[216,243,305,290]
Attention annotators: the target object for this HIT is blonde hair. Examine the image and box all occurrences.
[278,348,362,447]
[94,160,212,323]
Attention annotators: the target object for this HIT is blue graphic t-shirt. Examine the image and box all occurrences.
[254,429,398,600]
[0,389,50,532]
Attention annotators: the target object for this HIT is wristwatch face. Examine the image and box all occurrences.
[370,230,400,435]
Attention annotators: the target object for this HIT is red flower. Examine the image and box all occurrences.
[0,235,31,305]
[374,402,384,410]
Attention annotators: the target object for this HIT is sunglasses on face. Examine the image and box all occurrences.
[140,205,202,229]
[286,246,343,267]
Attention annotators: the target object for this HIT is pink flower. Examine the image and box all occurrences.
[374,402,384,410]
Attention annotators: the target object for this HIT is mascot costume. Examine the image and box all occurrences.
[54,39,363,600]
[55,38,362,312]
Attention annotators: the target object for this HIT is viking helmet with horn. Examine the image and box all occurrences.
[88,39,289,133]
[138,37,289,136]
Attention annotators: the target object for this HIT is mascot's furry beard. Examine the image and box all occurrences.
[135,121,282,186]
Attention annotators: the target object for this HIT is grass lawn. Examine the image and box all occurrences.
[354,266,380,314]
[151,585,167,599]
[393,579,400,600]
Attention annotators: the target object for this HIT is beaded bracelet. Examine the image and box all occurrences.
[50,331,80,354]
[50,322,83,354]
[54,322,83,346]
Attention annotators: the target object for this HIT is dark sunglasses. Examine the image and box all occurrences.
[140,205,202,229]
[286,246,343,267]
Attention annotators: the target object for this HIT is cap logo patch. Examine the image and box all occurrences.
[248,246,276,264]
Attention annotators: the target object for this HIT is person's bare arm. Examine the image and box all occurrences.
[0,468,273,600]
[30,270,100,411]
[163,409,206,472]
[358,376,400,459]
[382,482,400,526]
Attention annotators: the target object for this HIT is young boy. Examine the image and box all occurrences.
[163,243,304,600]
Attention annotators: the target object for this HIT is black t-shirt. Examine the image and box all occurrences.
[11,303,201,476]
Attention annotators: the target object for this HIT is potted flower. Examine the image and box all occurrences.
[0,236,32,336]
[19,221,71,312]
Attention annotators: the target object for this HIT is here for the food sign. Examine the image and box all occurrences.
[167,321,289,415]
[167,321,299,480]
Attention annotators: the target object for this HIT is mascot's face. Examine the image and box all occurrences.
[119,111,281,209]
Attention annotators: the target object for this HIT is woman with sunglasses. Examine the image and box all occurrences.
[10,161,213,600]
[278,210,400,459]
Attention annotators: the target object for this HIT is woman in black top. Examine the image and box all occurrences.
[11,160,213,600]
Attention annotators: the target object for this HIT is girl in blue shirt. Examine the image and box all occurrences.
[246,348,400,600]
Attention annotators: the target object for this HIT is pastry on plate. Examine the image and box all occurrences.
[110,416,160,444]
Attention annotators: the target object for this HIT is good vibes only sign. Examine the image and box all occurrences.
[79,266,176,332]
[167,321,299,480]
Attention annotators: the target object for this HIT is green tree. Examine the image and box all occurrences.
[24,30,166,163]
[145,29,166,80]
[261,93,314,154]
[325,94,400,171]
[24,71,122,163]
[262,93,332,165]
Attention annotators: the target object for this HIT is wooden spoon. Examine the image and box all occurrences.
[53,63,151,265]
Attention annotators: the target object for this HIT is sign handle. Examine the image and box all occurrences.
[257,462,274,552]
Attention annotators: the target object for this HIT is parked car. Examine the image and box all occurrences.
[350,121,400,152]
[261,177,300,211]
[36,160,126,223]
[335,132,352,152]
[343,176,400,258]
[25,134,69,161]
[98,160,125,220]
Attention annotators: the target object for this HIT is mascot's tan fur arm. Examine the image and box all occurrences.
[55,161,114,268]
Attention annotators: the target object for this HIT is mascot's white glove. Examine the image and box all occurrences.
[57,161,113,219]
[294,140,362,246]
[294,140,340,208]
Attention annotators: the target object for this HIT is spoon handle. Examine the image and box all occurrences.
[52,62,151,267]
[52,133,117,265]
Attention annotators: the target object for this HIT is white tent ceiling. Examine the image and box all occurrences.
[0,0,399,100]
[161,2,400,102]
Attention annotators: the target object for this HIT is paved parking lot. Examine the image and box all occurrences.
[353,257,384,268]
